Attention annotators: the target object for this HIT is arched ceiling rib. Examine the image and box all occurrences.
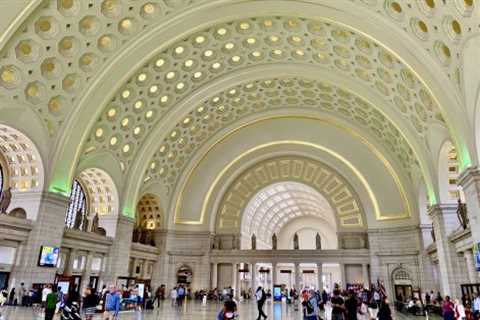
[132,77,423,194]
[242,181,337,245]
[80,16,444,178]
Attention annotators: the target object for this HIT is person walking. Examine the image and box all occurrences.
[331,289,345,320]
[443,296,456,320]
[83,287,99,320]
[345,289,359,320]
[103,285,121,320]
[256,286,267,320]
[44,286,57,320]
[377,297,392,320]
[473,293,480,320]
[302,289,319,320]
[170,287,178,307]
[454,298,466,320]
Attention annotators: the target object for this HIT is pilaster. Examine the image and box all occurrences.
[428,204,462,297]
[103,215,134,284]
[458,167,480,245]
[10,192,68,288]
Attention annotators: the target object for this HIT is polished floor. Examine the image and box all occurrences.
[0,300,434,319]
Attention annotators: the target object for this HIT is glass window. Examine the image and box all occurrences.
[65,179,87,228]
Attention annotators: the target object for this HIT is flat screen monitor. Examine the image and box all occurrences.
[38,246,60,267]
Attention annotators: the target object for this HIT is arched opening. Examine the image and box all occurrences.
[131,193,162,246]
[241,181,338,250]
[65,168,119,237]
[438,140,464,203]
[0,124,44,219]
[177,265,193,287]
[136,193,162,230]
[65,179,88,229]
[392,267,413,303]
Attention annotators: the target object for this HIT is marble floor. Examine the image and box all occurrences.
[0,300,435,319]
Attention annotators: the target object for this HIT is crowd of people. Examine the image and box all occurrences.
[0,282,155,320]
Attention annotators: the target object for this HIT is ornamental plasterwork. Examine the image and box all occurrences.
[216,156,366,234]
[141,77,420,194]
[81,16,444,176]
[354,0,478,90]
[0,125,43,192]
[0,0,474,138]
[0,0,200,134]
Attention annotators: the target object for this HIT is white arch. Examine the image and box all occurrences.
[76,168,119,237]
[0,124,44,220]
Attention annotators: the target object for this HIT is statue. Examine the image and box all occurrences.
[316,232,322,250]
[251,234,256,250]
[145,230,153,246]
[91,213,99,232]
[214,236,221,250]
[293,233,299,250]
[73,209,83,229]
[456,199,469,230]
[138,228,145,244]
[272,233,277,250]
[132,228,140,242]
[431,223,436,242]
[0,187,12,214]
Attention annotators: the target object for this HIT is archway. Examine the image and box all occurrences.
[0,124,44,219]
[177,265,193,287]
[438,140,464,203]
[65,168,119,237]
[241,181,337,250]
[136,193,163,230]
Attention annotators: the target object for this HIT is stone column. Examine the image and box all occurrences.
[428,204,461,296]
[317,263,323,291]
[231,263,237,292]
[272,262,277,286]
[294,263,301,290]
[340,263,346,289]
[80,251,93,292]
[252,263,257,290]
[10,192,68,288]
[464,250,477,283]
[103,215,135,285]
[211,263,218,289]
[362,264,369,288]
[151,230,168,289]
[458,167,480,246]
[236,263,242,299]
[63,248,77,276]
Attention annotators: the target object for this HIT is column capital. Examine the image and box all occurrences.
[427,203,457,217]
[458,166,480,189]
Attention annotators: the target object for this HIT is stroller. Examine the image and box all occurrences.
[60,301,81,320]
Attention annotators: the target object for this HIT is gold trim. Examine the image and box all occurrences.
[174,115,411,225]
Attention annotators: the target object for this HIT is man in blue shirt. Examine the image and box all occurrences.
[104,285,121,320]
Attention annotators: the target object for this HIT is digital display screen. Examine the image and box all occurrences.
[38,246,60,267]
[273,286,282,301]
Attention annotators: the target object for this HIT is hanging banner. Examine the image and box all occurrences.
[474,242,480,272]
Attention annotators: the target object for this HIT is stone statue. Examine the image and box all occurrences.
[145,230,153,246]
[293,232,299,250]
[132,228,139,242]
[138,228,145,244]
[431,223,436,242]
[272,233,277,250]
[214,236,221,250]
[456,199,469,230]
[316,232,322,250]
[73,210,83,229]
[251,234,256,250]
[91,213,99,232]
[0,187,12,214]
